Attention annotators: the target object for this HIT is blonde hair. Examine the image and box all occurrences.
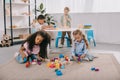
[73,29,89,49]
[64,7,70,11]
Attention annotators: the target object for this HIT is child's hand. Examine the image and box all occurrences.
[72,56,77,62]
[65,15,71,21]
[37,56,45,62]
[80,54,86,59]
[19,46,26,59]
[21,53,26,59]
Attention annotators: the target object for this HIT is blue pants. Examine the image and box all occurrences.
[16,53,36,64]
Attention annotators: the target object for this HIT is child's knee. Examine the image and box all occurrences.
[15,53,27,64]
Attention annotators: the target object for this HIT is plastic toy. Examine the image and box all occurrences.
[37,59,41,65]
[77,56,81,62]
[55,59,59,63]
[56,70,63,76]
[47,62,51,67]
[59,54,64,58]
[91,67,95,71]
[50,58,55,62]
[37,61,41,65]
[60,65,65,69]
[91,67,99,71]
[49,63,55,68]
[60,58,64,62]
[65,56,69,61]
[95,69,99,71]
[55,63,60,69]
[54,57,59,60]
[26,61,30,68]
[55,69,59,72]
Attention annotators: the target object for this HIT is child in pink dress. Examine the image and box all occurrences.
[15,30,51,64]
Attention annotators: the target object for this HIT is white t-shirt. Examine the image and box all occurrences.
[31,22,48,33]
[35,22,48,31]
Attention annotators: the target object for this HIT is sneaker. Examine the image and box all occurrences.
[59,44,63,48]
[83,57,89,61]
[31,59,37,65]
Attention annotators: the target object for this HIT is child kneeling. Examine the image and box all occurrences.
[14,30,50,65]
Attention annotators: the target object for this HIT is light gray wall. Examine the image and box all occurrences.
[52,13,120,44]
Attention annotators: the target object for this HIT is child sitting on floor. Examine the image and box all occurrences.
[15,30,51,65]
[71,29,96,62]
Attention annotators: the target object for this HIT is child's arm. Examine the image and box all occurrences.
[80,54,86,59]
[42,25,54,30]
[72,56,77,61]
[65,15,71,22]
[19,46,26,59]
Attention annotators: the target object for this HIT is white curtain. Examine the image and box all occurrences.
[93,0,120,12]
[44,0,120,13]
[45,0,86,13]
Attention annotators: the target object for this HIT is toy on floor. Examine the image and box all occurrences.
[47,54,73,76]
[91,67,99,72]
[59,54,64,58]
[47,54,71,69]
[91,67,95,71]
[77,56,82,64]
[56,70,63,76]
[26,61,30,68]
[55,69,59,72]
[0,34,11,47]
[60,65,65,69]
[95,68,99,71]
[37,59,42,65]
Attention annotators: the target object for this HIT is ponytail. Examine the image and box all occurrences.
[82,34,89,49]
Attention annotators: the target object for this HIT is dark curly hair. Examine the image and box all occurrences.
[22,30,51,58]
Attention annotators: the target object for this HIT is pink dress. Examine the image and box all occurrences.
[23,42,40,56]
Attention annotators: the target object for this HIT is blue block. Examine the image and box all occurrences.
[56,70,63,76]
[55,69,59,72]
[60,65,65,69]
[91,67,95,71]
[59,54,64,58]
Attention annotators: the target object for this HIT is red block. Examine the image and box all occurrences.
[26,62,30,68]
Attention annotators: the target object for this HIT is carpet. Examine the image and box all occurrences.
[0,53,120,80]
